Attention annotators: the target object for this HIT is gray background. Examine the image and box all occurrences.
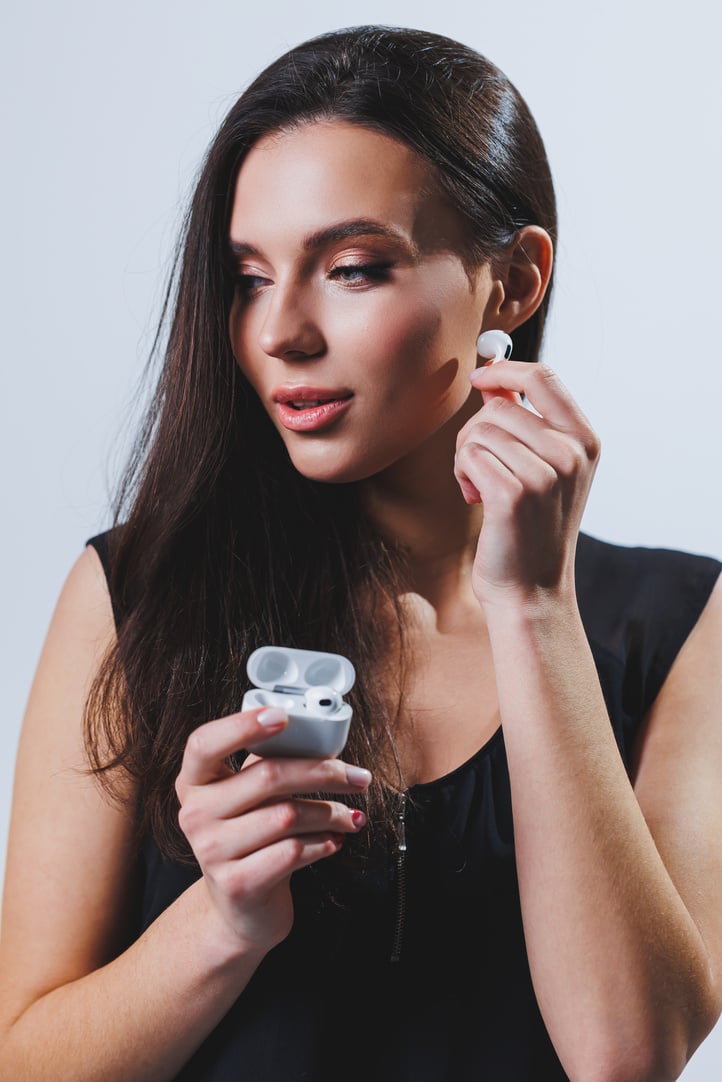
[2,0,720,1074]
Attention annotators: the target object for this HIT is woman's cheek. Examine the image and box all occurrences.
[345,293,445,379]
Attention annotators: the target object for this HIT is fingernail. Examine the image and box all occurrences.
[470,352,502,375]
[351,809,367,827]
[345,764,372,788]
[257,707,288,728]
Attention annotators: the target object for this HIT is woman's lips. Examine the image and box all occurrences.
[276,396,353,431]
[271,384,354,432]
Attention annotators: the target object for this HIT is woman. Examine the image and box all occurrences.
[1,24,720,1082]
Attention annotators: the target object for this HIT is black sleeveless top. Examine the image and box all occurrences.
[86,529,721,1081]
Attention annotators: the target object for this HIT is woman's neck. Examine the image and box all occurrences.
[359,421,485,620]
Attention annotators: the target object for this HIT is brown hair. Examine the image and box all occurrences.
[84,24,558,862]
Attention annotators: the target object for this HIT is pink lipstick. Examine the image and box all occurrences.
[272,385,353,432]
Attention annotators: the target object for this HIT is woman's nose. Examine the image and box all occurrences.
[258,284,325,360]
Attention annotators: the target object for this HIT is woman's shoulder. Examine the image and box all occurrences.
[575,530,721,614]
[575,530,721,717]
[85,524,125,630]
[86,525,121,570]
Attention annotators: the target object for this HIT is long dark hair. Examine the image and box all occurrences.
[84,24,558,863]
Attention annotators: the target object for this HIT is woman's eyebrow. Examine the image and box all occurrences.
[227,218,419,259]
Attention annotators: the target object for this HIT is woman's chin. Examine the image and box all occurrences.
[289,461,370,486]
[284,446,382,486]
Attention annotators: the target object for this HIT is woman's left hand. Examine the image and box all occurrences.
[454,360,601,609]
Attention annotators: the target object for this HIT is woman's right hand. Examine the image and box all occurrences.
[175,706,371,958]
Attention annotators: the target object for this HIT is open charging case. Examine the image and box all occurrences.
[242,645,356,758]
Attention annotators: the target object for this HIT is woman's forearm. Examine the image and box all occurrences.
[0,878,263,1082]
[484,590,716,1082]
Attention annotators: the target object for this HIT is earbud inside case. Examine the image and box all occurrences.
[242,645,355,758]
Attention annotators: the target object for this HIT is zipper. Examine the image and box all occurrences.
[389,790,407,963]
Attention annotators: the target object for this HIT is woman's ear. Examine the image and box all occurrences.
[489,226,554,331]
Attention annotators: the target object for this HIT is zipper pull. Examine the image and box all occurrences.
[396,792,407,852]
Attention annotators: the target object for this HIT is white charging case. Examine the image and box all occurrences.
[242,645,356,758]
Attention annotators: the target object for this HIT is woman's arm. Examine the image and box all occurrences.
[486,575,722,1082]
[0,544,369,1081]
[456,360,722,1081]
[0,547,268,1081]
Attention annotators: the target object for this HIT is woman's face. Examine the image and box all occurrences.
[228,119,501,484]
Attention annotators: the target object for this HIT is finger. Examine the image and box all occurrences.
[469,361,592,433]
[456,395,540,453]
[455,427,556,501]
[220,833,346,899]
[194,799,366,863]
[211,756,373,818]
[479,387,521,406]
[459,397,592,478]
[180,707,288,787]
[455,442,519,507]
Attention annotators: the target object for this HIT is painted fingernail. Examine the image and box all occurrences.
[351,809,367,827]
[257,707,288,728]
[345,765,372,788]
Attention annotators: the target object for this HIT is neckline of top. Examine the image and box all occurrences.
[401,722,505,794]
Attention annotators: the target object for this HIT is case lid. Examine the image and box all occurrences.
[246,645,356,696]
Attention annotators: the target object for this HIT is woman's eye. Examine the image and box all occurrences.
[329,263,392,286]
[231,263,392,297]
[233,273,269,297]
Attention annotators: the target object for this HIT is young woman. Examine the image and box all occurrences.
[1,24,721,1082]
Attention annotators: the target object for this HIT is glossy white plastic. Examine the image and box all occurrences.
[476,329,513,363]
[242,645,355,758]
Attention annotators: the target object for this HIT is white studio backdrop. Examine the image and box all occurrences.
[1,1,720,1075]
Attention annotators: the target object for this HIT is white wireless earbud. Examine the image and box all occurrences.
[303,686,343,715]
[476,330,513,363]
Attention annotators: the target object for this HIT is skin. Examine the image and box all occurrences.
[1,118,721,1082]
[227,121,505,490]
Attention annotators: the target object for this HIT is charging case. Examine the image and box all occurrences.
[242,645,355,758]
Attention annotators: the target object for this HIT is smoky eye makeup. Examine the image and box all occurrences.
[233,272,269,296]
[223,221,418,297]
[328,261,394,286]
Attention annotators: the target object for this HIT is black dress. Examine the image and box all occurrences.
[86,529,721,1081]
